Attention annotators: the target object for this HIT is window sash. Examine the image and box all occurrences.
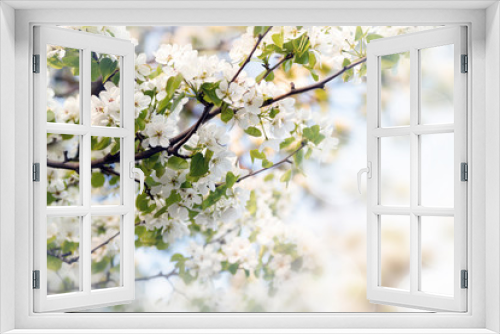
[33,25,136,312]
[366,26,468,312]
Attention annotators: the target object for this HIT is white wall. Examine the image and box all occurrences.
[0,1,16,333]
[486,2,500,333]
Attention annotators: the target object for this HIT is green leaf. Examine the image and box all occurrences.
[264,173,275,182]
[269,108,280,119]
[189,151,211,177]
[303,125,325,145]
[99,58,118,83]
[283,59,293,73]
[47,255,62,271]
[295,50,309,65]
[91,257,110,274]
[61,240,79,254]
[200,82,222,106]
[294,149,304,166]
[110,140,121,155]
[272,32,284,49]
[244,126,262,137]
[221,105,234,123]
[167,156,189,170]
[201,172,237,210]
[250,149,266,163]
[253,26,270,37]
[92,136,112,151]
[165,73,184,104]
[91,172,105,188]
[246,190,257,215]
[91,58,100,81]
[265,70,275,82]
[308,51,317,68]
[165,190,182,207]
[310,69,319,81]
[366,33,383,43]
[355,26,363,41]
[280,137,295,149]
[225,171,238,188]
[280,169,292,183]
[228,263,239,275]
[380,53,400,70]
[262,159,273,168]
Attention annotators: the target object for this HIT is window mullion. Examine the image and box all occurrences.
[410,47,419,295]
[81,47,92,294]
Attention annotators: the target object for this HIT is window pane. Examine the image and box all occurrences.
[47,133,80,206]
[380,215,410,291]
[380,136,410,206]
[46,45,81,124]
[47,216,80,294]
[420,216,454,296]
[91,52,121,127]
[91,136,121,206]
[91,215,121,289]
[420,133,454,208]
[380,52,411,127]
[420,45,454,125]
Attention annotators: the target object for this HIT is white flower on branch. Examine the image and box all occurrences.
[134,91,151,118]
[135,53,152,82]
[91,82,121,127]
[144,114,176,148]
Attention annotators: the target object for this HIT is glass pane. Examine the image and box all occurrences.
[380,51,411,127]
[380,215,410,290]
[420,216,454,296]
[91,215,121,289]
[46,45,81,124]
[421,133,454,207]
[47,216,80,294]
[91,52,121,127]
[91,136,121,206]
[420,45,454,125]
[47,133,80,206]
[380,136,410,206]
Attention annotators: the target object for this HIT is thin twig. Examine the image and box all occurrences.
[258,52,294,83]
[230,26,273,83]
[236,141,307,184]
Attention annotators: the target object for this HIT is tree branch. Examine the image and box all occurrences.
[261,57,367,107]
[236,140,307,184]
[47,56,365,178]
[230,26,273,83]
[258,52,294,83]
[56,221,144,265]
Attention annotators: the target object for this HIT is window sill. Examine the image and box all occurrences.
[4,329,498,334]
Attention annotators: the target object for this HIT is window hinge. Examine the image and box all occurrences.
[461,54,468,73]
[32,270,40,289]
[33,54,40,73]
[33,163,40,182]
[461,162,468,182]
[461,270,468,289]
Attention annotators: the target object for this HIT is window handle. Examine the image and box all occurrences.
[130,162,145,194]
[357,162,372,194]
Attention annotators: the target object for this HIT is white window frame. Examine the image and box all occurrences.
[1,1,499,333]
[365,26,467,312]
[32,25,136,312]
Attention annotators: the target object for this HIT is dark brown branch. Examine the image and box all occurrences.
[47,55,365,175]
[261,57,367,107]
[258,52,294,83]
[230,26,273,83]
[135,268,178,282]
[236,140,307,184]
[167,102,213,158]
[57,221,144,265]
